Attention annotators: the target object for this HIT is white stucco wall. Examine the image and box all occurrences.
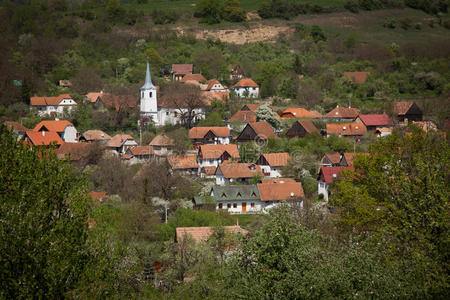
[317,182,328,201]
[234,87,259,98]
[62,126,78,143]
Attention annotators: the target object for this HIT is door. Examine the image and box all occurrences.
[242,202,246,212]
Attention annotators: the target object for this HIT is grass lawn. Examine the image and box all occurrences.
[230,213,269,227]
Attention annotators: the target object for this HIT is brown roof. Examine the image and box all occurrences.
[216,162,262,179]
[150,134,174,146]
[176,226,248,243]
[107,134,136,147]
[199,144,239,160]
[128,146,154,156]
[168,155,199,170]
[201,91,229,105]
[343,72,371,84]
[30,94,72,106]
[82,130,111,141]
[227,110,256,123]
[242,104,263,112]
[100,94,138,111]
[24,131,63,146]
[86,92,103,103]
[324,106,359,119]
[233,78,259,88]
[257,182,304,201]
[281,108,320,119]
[297,120,320,134]
[327,123,367,136]
[34,120,74,132]
[261,178,296,184]
[189,127,230,139]
[357,114,393,126]
[392,102,414,115]
[158,95,208,108]
[248,121,277,139]
[171,64,193,75]
[341,152,369,166]
[180,73,206,83]
[202,166,217,176]
[260,152,290,167]
[4,121,28,133]
[56,142,90,161]
[322,152,341,164]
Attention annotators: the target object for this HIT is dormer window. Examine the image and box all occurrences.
[237,192,241,197]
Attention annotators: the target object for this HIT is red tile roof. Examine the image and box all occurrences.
[326,123,367,136]
[233,78,259,88]
[324,106,359,119]
[168,155,199,170]
[260,152,290,167]
[357,114,393,126]
[128,146,154,156]
[242,104,263,112]
[4,121,28,133]
[281,108,321,119]
[247,121,277,139]
[341,152,369,166]
[30,94,72,106]
[34,120,74,132]
[180,73,206,83]
[107,134,136,147]
[172,64,193,75]
[24,131,63,146]
[318,166,354,184]
[261,178,296,184]
[257,181,304,201]
[343,72,371,84]
[296,120,320,134]
[56,142,90,161]
[199,144,239,160]
[227,110,256,123]
[392,102,415,115]
[217,162,263,179]
[189,127,230,139]
[150,134,174,146]
[81,130,111,141]
[322,152,341,165]
[176,226,248,243]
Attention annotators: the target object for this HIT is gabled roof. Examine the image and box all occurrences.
[211,185,260,201]
[241,104,263,112]
[24,131,63,146]
[4,121,28,133]
[246,121,277,139]
[81,130,111,141]
[202,166,217,176]
[199,144,239,160]
[261,178,296,184]
[180,73,206,83]
[86,92,104,103]
[281,108,321,119]
[258,152,290,167]
[56,142,90,161]
[189,127,230,139]
[318,166,354,184]
[343,72,371,84]
[168,155,199,170]
[357,114,393,126]
[326,123,367,136]
[158,95,208,108]
[322,152,341,165]
[171,64,193,75]
[392,102,417,115]
[127,146,154,156]
[324,106,359,119]
[296,120,320,134]
[201,91,229,105]
[227,110,256,123]
[340,152,369,166]
[205,79,222,91]
[257,181,304,201]
[176,226,248,243]
[233,78,259,88]
[30,94,73,106]
[216,162,262,179]
[107,134,136,148]
[34,120,74,132]
[150,134,174,146]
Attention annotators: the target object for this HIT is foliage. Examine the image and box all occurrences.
[254,104,281,129]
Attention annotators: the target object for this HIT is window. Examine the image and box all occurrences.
[227,203,231,208]
[166,111,169,116]
[218,203,223,209]
[233,203,237,208]
[150,92,152,97]
[251,203,255,208]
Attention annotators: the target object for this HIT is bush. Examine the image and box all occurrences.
[383,18,397,28]
[344,0,360,12]
[400,17,412,30]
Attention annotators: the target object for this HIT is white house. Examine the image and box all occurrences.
[106,134,138,154]
[202,79,229,92]
[317,166,354,201]
[232,78,259,98]
[30,94,77,116]
[215,162,263,185]
[33,120,77,143]
[189,126,231,145]
[197,144,240,175]
[255,152,290,178]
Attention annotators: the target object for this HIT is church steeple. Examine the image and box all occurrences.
[141,61,155,90]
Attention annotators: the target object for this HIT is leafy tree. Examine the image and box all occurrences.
[0,124,90,298]
[255,104,281,129]
[222,0,246,22]
[106,0,125,23]
[194,0,223,24]
[310,25,326,43]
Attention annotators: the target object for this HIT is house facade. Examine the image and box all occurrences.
[323,106,359,121]
[236,121,277,143]
[171,64,193,81]
[286,120,319,138]
[149,134,174,156]
[392,102,423,122]
[30,94,77,116]
[232,78,259,98]
[168,155,199,176]
[34,120,77,143]
[317,166,353,201]
[106,134,138,154]
[4,121,28,141]
[197,144,240,171]
[189,127,231,145]
[355,114,393,133]
[326,123,367,140]
[255,152,290,178]
[215,162,263,185]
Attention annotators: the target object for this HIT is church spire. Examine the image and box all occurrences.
[141,61,155,90]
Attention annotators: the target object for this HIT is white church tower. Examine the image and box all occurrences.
[140,62,158,124]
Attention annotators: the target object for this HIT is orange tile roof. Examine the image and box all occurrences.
[326,123,367,136]
[247,121,277,139]
[281,108,320,119]
[34,120,74,133]
[189,127,230,139]
[150,134,174,146]
[171,64,193,75]
[176,226,248,243]
[296,120,320,134]
[30,94,72,106]
[24,131,63,146]
[233,78,259,88]
[260,152,290,167]
[257,181,304,201]
[86,92,104,103]
[128,146,154,156]
[242,104,263,112]
[341,152,369,166]
[89,191,106,200]
[324,106,359,119]
[199,144,240,160]
[81,130,111,141]
[56,142,90,161]
[200,91,229,105]
[202,166,217,176]
[261,177,296,184]
[343,72,371,84]
[227,110,256,123]
[180,73,206,83]
[217,162,262,179]
[4,121,28,132]
[322,152,341,164]
[168,155,199,170]
[107,134,136,147]
[392,102,414,115]
[205,79,221,91]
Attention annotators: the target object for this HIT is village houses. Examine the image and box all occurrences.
[30,94,77,116]
[189,126,231,146]
[255,152,290,178]
[34,120,77,143]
